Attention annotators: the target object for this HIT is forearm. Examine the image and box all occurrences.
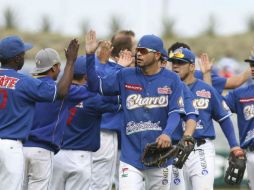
[203,72,212,85]
[56,62,74,99]
[220,117,239,148]
[86,53,101,93]
[225,68,251,89]
[163,112,181,137]
[183,114,197,136]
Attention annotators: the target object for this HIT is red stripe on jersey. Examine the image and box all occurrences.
[239,97,254,103]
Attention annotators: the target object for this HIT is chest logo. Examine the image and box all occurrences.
[125,84,143,92]
[196,90,211,99]
[157,86,172,95]
[193,98,209,109]
[243,104,254,120]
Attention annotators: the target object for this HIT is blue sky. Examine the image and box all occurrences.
[0,0,254,38]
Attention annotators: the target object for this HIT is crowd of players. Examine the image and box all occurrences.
[0,29,253,190]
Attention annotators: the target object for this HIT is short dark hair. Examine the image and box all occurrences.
[111,30,135,43]
[111,36,133,58]
[73,74,85,81]
[168,42,191,54]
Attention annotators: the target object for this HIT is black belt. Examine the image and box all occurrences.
[196,139,206,147]
[247,146,254,151]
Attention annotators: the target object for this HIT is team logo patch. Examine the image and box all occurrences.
[178,96,184,108]
[174,178,181,185]
[196,90,211,98]
[162,168,169,185]
[239,97,254,103]
[157,86,172,95]
[202,169,209,176]
[125,84,143,92]
[121,167,128,177]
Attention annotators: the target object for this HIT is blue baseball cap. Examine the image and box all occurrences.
[168,47,195,64]
[74,55,86,75]
[0,35,33,59]
[244,55,254,63]
[137,35,165,55]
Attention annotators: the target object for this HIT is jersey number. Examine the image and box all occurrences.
[0,89,8,109]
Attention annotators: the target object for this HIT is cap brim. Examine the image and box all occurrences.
[24,43,33,51]
[244,59,254,63]
[168,57,191,63]
[30,65,53,74]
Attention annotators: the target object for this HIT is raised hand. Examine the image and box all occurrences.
[198,53,214,74]
[97,40,113,64]
[85,30,98,54]
[117,49,133,67]
[65,38,79,63]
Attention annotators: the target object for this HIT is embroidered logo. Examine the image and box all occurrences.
[157,86,172,95]
[0,75,19,89]
[196,90,211,98]
[193,98,209,109]
[125,84,143,92]
[122,167,128,177]
[243,104,254,120]
[126,121,162,135]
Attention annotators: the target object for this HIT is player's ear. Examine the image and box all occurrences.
[189,63,195,72]
[155,52,161,61]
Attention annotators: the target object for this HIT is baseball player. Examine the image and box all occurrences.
[169,47,242,190]
[22,47,96,190]
[168,42,251,95]
[223,55,254,190]
[90,33,133,190]
[0,36,78,190]
[50,55,121,190]
[85,30,185,190]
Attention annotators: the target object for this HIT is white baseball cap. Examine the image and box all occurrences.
[31,48,61,74]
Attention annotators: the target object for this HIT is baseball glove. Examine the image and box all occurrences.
[173,135,196,169]
[141,142,179,167]
[224,148,246,185]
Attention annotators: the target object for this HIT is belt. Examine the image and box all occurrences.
[247,146,254,152]
[196,139,206,147]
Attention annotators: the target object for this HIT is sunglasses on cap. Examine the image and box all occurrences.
[169,51,185,59]
[135,48,157,55]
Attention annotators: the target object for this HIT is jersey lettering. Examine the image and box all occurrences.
[0,75,19,89]
[243,104,254,120]
[193,98,209,109]
[126,94,168,110]
[0,89,8,109]
[126,121,162,135]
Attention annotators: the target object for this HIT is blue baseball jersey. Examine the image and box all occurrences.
[0,68,56,140]
[224,84,254,148]
[172,82,199,143]
[24,77,91,153]
[195,70,226,94]
[62,93,120,151]
[86,54,185,169]
[187,79,231,139]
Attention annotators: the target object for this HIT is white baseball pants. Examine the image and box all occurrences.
[50,149,92,190]
[23,147,54,190]
[170,165,186,190]
[246,151,254,190]
[0,139,24,190]
[119,161,172,190]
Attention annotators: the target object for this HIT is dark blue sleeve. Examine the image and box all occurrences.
[20,77,56,102]
[185,114,198,122]
[66,85,91,107]
[219,117,239,148]
[211,70,226,95]
[224,90,237,113]
[86,54,120,96]
[163,112,181,137]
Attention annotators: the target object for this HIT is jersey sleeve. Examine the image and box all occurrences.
[211,87,231,122]
[211,70,227,95]
[66,85,91,107]
[19,77,56,102]
[86,53,120,96]
[223,90,237,113]
[182,83,199,116]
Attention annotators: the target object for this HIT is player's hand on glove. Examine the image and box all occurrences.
[96,40,113,64]
[65,38,79,63]
[224,147,246,185]
[173,135,196,169]
[156,134,171,148]
[85,30,98,54]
